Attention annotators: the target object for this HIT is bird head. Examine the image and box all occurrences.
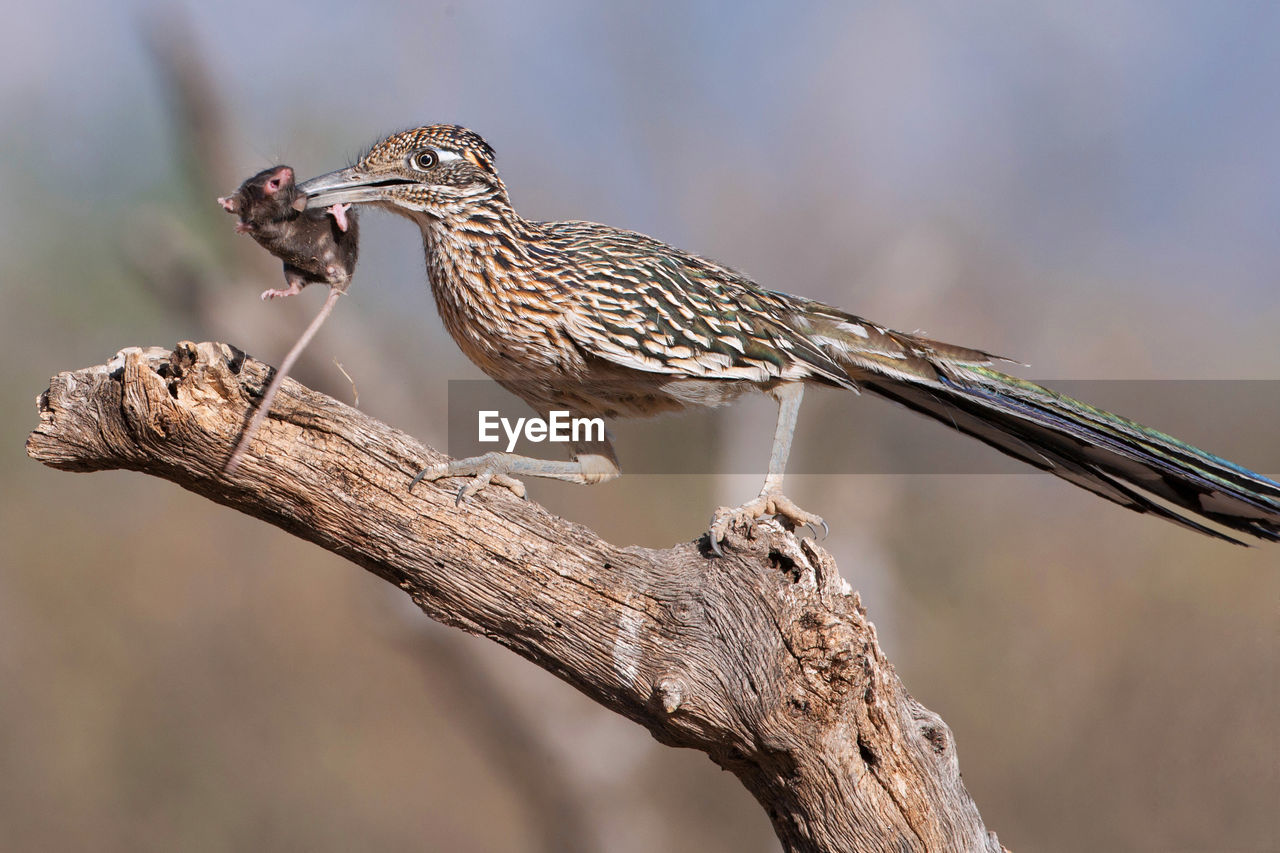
[298,125,505,221]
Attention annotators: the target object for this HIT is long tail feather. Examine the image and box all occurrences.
[794,298,1280,543]
[858,364,1280,543]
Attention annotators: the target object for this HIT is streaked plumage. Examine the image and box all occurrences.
[299,124,1280,548]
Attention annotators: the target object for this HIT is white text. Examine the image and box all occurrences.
[478,410,606,452]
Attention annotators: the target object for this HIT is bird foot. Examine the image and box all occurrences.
[708,493,827,557]
[409,452,528,504]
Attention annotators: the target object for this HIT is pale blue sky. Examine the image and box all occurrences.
[3,1,1277,351]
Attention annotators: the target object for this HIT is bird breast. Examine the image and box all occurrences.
[422,229,580,381]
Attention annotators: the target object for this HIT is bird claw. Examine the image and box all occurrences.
[408,454,527,502]
[802,517,830,541]
[707,493,828,557]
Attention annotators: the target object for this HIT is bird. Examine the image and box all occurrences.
[297,124,1280,552]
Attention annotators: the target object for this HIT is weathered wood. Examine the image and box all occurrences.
[27,341,1005,853]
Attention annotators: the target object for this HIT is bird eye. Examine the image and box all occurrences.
[411,150,438,170]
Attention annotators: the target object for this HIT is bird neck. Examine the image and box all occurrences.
[412,186,540,321]
[410,187,555,376]
[416,187,540,261]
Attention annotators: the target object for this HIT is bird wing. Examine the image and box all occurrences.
[550,223,856,388]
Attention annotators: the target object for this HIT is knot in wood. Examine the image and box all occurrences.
[786,611,863,704]
[654,675,686,714]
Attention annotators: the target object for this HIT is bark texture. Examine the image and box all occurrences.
[27,341,1005,853]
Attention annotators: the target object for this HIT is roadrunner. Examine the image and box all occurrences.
[298,124,1280,550]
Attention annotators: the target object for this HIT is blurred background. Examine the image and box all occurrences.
[3,2,1278,851]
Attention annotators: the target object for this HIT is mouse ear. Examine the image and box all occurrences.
[291,195,307,212]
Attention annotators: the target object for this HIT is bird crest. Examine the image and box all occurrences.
[359,124,497,174]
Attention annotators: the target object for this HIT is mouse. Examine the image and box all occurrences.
[218,165,358,299]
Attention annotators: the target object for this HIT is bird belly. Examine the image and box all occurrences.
[496,364,758,421]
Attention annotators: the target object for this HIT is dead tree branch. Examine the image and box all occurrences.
[27,341,1005,853]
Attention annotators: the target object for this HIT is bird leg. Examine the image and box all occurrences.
[709,382,826,556]
[410,435,620,504]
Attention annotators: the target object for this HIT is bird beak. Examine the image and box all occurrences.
[298,167,409,209]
